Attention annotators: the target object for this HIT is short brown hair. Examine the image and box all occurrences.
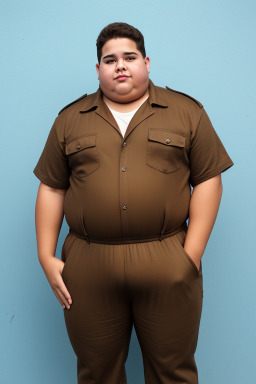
[96,22,146,64]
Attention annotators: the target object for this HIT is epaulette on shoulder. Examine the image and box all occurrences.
[165,86,203,108]
[58,93,88,115]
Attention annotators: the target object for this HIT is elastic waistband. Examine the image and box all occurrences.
[69,223,187,245]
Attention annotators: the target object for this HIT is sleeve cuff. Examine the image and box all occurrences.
[190,160,234,187]
[33,168,69,189]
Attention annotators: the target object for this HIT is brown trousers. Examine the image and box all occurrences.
[61,229,203,384]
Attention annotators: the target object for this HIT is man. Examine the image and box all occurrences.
[34,22,233,384]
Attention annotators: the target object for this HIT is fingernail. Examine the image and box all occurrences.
[68,299,72,304]
[62,304,65,309]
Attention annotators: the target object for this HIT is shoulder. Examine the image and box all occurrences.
[164,85,203,108]
[58,93,88,115]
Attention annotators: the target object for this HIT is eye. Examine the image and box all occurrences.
[126,56,136,61]
[106,59,115,64]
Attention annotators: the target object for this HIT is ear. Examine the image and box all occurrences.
[96,63,100,79]
[145,56,150,73]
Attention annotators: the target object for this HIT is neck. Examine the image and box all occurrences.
[103,90,149,113]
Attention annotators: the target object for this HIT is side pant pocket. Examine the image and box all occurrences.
[174,230,202,277]
[61,234,76,282]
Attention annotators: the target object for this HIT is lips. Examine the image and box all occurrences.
[115,75,130,80]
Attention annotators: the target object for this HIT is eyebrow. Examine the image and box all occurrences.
[102,52,138,60]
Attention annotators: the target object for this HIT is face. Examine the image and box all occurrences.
[96,38,150,103]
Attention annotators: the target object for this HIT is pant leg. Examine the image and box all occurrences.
[125,232,203,384]
[61,235,133,384]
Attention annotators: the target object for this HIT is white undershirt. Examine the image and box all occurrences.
[107,106,140,137]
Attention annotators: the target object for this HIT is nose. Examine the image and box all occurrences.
[116,59,127,72]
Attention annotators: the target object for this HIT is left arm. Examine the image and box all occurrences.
[184,174,223,270]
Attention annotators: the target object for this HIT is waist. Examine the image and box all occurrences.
[69,223,187,245]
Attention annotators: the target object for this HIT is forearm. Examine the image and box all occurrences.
[35,182,66,266]
[184,174,223,263]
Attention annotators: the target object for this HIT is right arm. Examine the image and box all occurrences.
[35,182,72,309]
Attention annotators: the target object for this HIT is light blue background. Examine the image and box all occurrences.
[1,0,255,383]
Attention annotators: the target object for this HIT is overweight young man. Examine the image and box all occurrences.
[34,22,234,384]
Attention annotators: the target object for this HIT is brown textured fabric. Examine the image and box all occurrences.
[33,79,233,243]
[33,79,233,383]
[61,229,203,384]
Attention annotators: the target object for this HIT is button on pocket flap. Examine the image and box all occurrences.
[66,134,97,155]
[148,129,185,148]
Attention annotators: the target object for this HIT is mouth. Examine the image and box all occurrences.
[115,75,130,81]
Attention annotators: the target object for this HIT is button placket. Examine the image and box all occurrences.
[120,140,129,234]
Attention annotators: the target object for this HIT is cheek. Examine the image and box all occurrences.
[132,66,149,83]
[99,68,112,83]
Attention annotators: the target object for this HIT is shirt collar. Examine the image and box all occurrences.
[79,78,168,113]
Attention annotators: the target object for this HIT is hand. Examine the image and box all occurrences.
[184,246,201,272]
[39,255,72,310]
[192,256,201,272]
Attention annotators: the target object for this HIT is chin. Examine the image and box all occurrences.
[112,94,137,103]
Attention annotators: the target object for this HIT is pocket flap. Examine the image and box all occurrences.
[148,129,185,147]
[66,134,97,155]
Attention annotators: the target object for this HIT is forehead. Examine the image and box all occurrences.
[102,38,139,56]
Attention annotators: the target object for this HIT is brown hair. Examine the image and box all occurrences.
[96,22,146,64]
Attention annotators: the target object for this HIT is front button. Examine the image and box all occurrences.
[166,138,171,144]
[76,144,81,150]
[122,166,127,172]
[123,141,127,147]
[122,205,127,210]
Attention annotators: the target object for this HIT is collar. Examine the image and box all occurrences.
[79,78,168,113]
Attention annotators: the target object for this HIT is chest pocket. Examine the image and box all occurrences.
[146,129,186,173]
[65,133,100,178]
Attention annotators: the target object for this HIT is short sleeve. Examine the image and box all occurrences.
[33,121,70,189]
[189,108,234,187]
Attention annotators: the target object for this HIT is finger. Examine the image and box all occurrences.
[57,287,72,309]
[57,281,73,308]
[53,286,71,310]
[52,288,66,309]
[59,276,73,305]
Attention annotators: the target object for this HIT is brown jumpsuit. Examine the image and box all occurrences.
[33,79,234,384]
